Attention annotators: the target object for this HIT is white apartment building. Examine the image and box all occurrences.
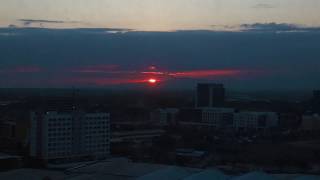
[201,108,234,128]
[30,111,110,161]
[233,111,278,131]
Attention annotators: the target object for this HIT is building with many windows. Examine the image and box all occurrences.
[179,108,278,131]
[30,111,110,162]
[233,111,278,131]
[201,108,234,129]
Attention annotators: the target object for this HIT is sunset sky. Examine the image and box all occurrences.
[0,0,320,89]
[1,0,320,31]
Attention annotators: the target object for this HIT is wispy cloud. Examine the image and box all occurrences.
[253,3,275,9]
[18,19,80,26]
[209,23,320,33]
[240,23,320,33]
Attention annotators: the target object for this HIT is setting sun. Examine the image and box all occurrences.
[148,78,157,84]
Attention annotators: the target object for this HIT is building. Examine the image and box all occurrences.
[30,111,110,162]
[301,114,320,131]
[0,120,16,139]
[201,108,234,129]
[233,111,279,131]
[313,90,320,113]
[314,90,320,101]
[151,108,179,126]
[178,108,234,130]
[196,83,225,108]
[179,107,279,131]
[178,108,203,127]
[278,113,301,130]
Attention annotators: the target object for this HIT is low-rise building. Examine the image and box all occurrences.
[151,108,179,126]
[301,114,320,131]
[234,111,279,131]
[201,108,234,129]
[179,108,279,131]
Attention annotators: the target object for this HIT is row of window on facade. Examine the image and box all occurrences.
[48,116,109,122]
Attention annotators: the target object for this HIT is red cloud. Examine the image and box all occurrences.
[168,69,243,78]
[65,77,148,85]
[0,63,262,87]
[63,69,246,86]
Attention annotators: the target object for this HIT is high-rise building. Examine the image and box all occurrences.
[30,111,110,162]
[196,83,225,108]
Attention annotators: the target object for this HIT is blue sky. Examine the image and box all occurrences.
[1,0,320,30]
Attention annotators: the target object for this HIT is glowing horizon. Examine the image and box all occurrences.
[0,64,260,86]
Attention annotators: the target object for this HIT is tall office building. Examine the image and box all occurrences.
[30,111,110,162]
[196,83,225,108]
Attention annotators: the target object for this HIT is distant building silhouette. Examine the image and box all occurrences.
[178,108,279,131]
[314,90,320,102]
[151,108,179,126]
[44,97,76,112]
[313,90,320,113]
[196,83,225,108]
[301,114,320,131]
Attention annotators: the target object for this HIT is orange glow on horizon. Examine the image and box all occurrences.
[148,78,157,84]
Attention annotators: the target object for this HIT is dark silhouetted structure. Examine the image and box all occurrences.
[196,83,225,108]
[314,90,320,102]
[313,90,320,113]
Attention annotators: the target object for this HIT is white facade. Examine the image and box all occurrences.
[30,111,110,160]
[233,111,278,131]
[179,108,279,131]
[201,108,234,128]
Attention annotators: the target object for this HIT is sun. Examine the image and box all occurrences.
[148,78,157,84]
